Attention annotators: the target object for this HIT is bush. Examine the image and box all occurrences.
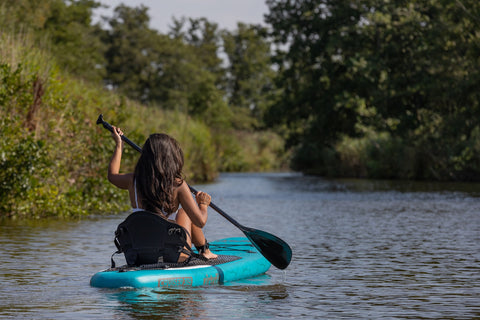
[0,122,50,217]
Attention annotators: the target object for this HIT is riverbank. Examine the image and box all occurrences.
[0,31,287,219]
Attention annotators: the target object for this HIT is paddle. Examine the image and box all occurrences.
[96,114,292,269]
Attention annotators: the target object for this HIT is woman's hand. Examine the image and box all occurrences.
[111,125,124,146]
[196,191,211,207]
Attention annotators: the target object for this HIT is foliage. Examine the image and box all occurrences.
[102,4,158,101]
[222,23,277,128]
[266,0,480,180]
[219,130,288,172]
[0,4,285,218]
[0,119,48,217]
[8,0,480,218]
[169,17,224,85]
[0,0,106,83]
[42,0,106,83]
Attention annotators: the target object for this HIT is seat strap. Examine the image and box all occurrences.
[111,250,121,268]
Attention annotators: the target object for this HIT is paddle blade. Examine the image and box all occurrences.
[243,228,292,270]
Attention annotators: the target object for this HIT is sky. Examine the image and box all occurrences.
[94,0,269,33]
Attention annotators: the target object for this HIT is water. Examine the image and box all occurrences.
[1,173,479,319]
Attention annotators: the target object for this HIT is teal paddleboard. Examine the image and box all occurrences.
[90,237,271,288]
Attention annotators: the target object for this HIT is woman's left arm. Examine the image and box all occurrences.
[178,182,209,228]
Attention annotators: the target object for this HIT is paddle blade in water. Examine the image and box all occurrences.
[243,228,292,269]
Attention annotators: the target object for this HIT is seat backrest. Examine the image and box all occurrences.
[114,211,189,266]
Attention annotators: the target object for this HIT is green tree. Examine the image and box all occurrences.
[0,0,52,31]
[222,23,276,129]
[266,0,480,179]
[43,0,106,82]
[102,4,159,102]
[169,17,224,85]
[265,0,363,171]
[103,7,229,121]
[0,0,106,83]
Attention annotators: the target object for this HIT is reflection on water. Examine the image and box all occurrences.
[1,173,480,319]
[110,288,206,320]
[107,281,289,320]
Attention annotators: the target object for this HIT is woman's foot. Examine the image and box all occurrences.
[196,241,218,260]
[201,249,218,260]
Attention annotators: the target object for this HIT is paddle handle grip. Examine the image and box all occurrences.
[96,114,142,153]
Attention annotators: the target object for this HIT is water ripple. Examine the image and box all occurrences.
[1,173,480,319]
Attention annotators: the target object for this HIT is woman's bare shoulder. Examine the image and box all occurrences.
[109,172,134,190]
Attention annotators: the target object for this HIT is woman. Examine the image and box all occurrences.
[107,126,217,260]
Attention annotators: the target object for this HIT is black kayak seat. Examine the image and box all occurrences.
[112,210,191,267]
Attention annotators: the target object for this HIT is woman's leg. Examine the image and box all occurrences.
[176,208,217,259]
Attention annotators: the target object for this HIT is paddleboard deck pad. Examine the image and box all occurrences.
[90,237,271,288]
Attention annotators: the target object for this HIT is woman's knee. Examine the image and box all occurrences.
[175,208,192,243]
[176,208,190,225]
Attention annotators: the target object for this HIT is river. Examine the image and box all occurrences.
[1,173,479,319]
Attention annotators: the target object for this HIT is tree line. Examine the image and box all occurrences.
[265,0,480,180]
[1,0,275,131]
[3,0,480,183]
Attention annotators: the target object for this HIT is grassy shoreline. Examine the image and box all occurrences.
[0,31,286,219]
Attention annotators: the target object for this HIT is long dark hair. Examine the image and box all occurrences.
[134,133,184,215]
